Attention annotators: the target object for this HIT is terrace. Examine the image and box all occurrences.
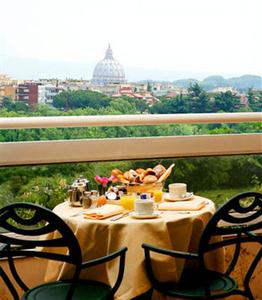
[0,112,261,299]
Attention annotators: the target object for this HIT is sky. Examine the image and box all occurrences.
[0,0,261,80]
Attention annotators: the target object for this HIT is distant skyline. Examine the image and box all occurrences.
[0,0,261,80]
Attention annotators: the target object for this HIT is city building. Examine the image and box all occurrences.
[209,86,237,93]
[92,45,126,86]
[16,83,38,106]
[38,84,63,105]
[0,86,16,102]
[90,83,121,97]
[110,85,159,106]
[0,74,17,104]
[59,79,91,91]
[0,74,13,86]
[112,85,143,99]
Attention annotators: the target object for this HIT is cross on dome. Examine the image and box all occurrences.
[105,44,113,59]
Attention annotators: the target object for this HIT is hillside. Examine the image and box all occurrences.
[173,75,262,91]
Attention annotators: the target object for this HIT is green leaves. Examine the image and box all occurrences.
[53,90,111,110]
[213,91,241,112]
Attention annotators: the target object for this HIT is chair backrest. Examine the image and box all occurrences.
[198,192,262,277]
[0,202,82,298]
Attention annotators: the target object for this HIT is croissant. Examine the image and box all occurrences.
[143,175,158,184]
[118,176,130,184]
[127,172,136,182]
[129,169,138,177]
[139,172,146,182]
[145,168,156,177]
[111,169,123,177]
[136,168,145,174]
[123,171,130,180]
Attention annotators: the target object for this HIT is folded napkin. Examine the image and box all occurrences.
[84,204,124,220]
[158,198,205,211]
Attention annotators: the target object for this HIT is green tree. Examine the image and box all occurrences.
[187,83,211,113]
[121,96,148,113]
[247,88,262,112]
[53,90,112,110]
[188,82,203,98]
[109,99,136,114]
[2,97,29,112]
[2,97,14,110]
[213,91,241,112]
[149,97,189,114]
[13,101,30,112]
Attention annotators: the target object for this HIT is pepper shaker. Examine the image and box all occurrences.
[90,190,99,208]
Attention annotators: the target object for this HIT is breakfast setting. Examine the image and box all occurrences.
[48,164,218,300]
[63,163,210,221]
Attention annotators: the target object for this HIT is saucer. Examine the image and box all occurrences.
[163,192,194,202]
[130,212,160,219]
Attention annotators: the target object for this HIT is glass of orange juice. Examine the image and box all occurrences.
[120,194,136,211]
[152,190,163,203]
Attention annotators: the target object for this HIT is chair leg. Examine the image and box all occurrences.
[245,288,255,300]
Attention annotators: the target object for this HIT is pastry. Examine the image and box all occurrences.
[143,175,158,184]
[111,169,123,177]
[118,175,130,184]
[139,173,145,182]
[153,164,166,178]
[123,171,130,180]
[157,163,175,183]
[145,168,156,176]
[136,168,145,174]
[111,163,173,185]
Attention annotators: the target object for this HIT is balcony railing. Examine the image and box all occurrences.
[0,112,261,167]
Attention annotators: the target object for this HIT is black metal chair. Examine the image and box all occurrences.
[142,191,262,299]
[0,202,127,300]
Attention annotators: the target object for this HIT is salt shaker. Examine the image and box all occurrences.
[82,191,92,209]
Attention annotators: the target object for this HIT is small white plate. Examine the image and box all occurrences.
[164,192,194,202]
[130,212,160,219]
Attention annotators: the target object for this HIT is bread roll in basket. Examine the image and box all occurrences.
[111,164,175,194]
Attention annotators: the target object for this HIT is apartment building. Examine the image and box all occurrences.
[16,83,38,106]
[38,84,63,104]
[0,85,16,103]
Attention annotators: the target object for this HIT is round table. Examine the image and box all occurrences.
[45,196,224,300]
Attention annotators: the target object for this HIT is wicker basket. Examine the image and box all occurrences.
[125,182,164,194]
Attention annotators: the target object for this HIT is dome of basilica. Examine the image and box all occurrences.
[92,45,126,85]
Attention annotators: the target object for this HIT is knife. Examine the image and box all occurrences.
[110,211,130,221]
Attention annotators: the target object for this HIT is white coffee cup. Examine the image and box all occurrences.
[168,183,187,198]
[135,199,154,215]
